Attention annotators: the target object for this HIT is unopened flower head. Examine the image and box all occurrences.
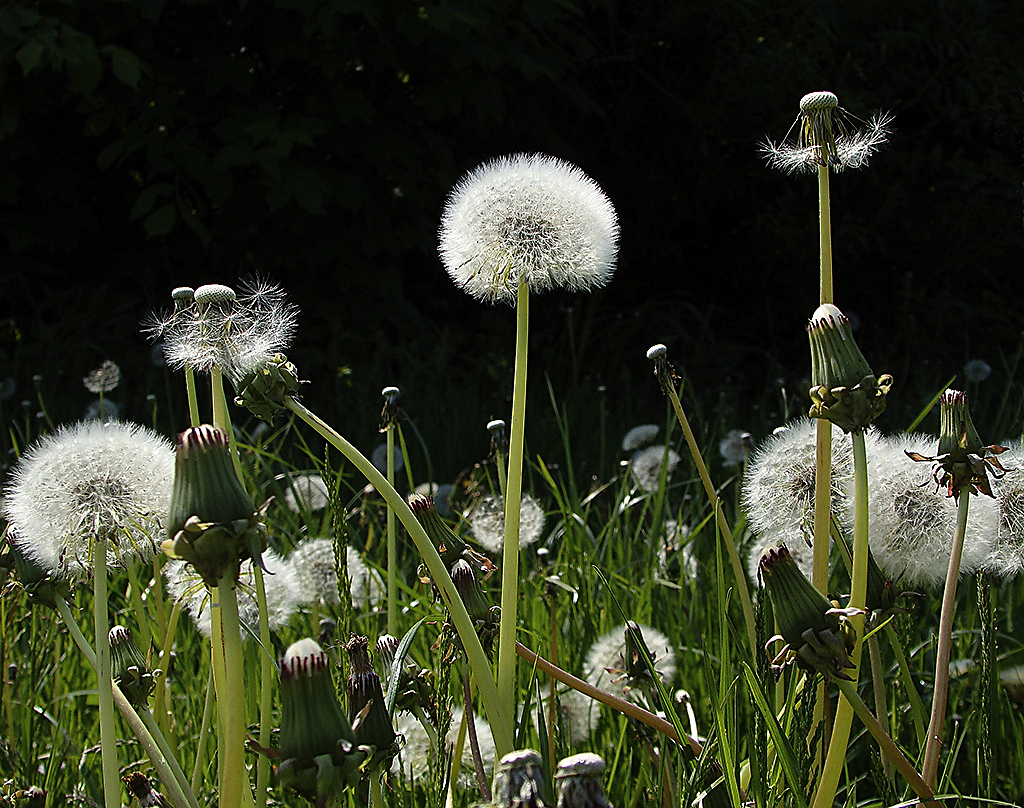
[285,538,383,609]
[864,433,998,588]
[3,420,174,578]
[762,91,892,174]
[143,278,298,387]
[439,153,619,304]
[741,418,862,576]
[629,445,681,493]
[621,424,659,453]
[469,492,546,553]
[584,622,676,700]
[83,360,121,394]
[163,551,300,638]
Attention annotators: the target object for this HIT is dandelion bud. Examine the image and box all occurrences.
[277,638,365,800]
[109,625,153,708]
[163,425,266,586]
[376,633,434,716]
[807,304,892,433]
[344,635,398,773]
[408,493,494,574]
[759,544,858,680]
[379,386,401,433]
[233,352,301,423]
[123,772,170,807]
[452,559,496,624]
[489,749,550,808]
[554,753,613,808]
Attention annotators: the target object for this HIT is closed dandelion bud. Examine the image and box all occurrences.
[163,425,267,586]
[109,625,153,708]
[555,753,613,808]
[408,492,494,575]
[344,634,398,772]
[489,749,550,808]
[807,304,892,433]
[759,545,858,680]
[452,559,495,623]
[234,353,301,423]
[277,638,365,800]
[123,772,170,807]
[376,633,433,716]
[906,390,1008,501]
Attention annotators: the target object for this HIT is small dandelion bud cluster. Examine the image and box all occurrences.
[906,389,1008,501]
[762,90,892,174]
[379,386,401,433]
[344,635,399,774]
[276,638,368,801]
[554,753,613,808]
[2,420,175,579]
[481,749,551,808]
[807,304,892,433]
[233,352,302,423]
[109,625,154,708]
[439,153,619,305]
[759,545,860,680]
[163,425,267,586]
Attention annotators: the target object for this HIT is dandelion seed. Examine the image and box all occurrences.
[762,91,892,175]
[584,623,676,700]
[285,538,383,609]
[964,359,992,383]
[621,424,659,453]
[468,492,546,553]
[719,430,753,467]
[439,153,619,304]
[283,473,330,513]
[3,420,175,578]
[864,433,998,588]
[163,551,300,638]
[629,445,681,493]
[83,360,121,394]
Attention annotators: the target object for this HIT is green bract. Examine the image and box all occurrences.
[234,353,302,423]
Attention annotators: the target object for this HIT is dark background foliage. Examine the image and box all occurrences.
[2,0,1023,476]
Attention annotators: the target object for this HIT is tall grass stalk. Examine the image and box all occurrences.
[498,278,530,726]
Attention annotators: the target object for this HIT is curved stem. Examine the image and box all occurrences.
[283,395,513,756]
[884,621,927,746]
[921,492,971,790]
[498,279,530,727]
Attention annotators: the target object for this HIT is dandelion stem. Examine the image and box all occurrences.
[185,368,200,427]
[817,165,834,306]
[664,380,757,656]
[191,666,216,794]
[885,621,927,745]
[139,706,203,808]
[812,430,869,808]
[868,633,894,783]
[252,565,273,808]
[283,395,513,755]
[498,278,530,727]
[921,492,971,791]
[214,569,253,808]
[94,535,121,808]
[387,424,398,637]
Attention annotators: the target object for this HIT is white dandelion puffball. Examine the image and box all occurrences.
[741,418,866,566]
[985,440,1024,580]
[538,683,599,746]
[371,443,404,475]
[283,473,330,513]
[861,433,998,588]
[3,420,175,578]
[468,493,546,553]
[629,445,681,493]
[392,707,495,788]
[439,153,619,304]
[164,550,300,639]
[285,538,383,609]
[584,623,676,698]
[621,424,659,453]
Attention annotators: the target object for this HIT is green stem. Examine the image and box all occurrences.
[833,678,942,807]
[370,776,384,808]
[214,568,252,808]
[885,621,927,746]
[817,165,833,305]
[664,381,757,656]
[498,278,530,728]
[94,536,121,808]
[922,492,971,789]
[140,706,203,808]
[812,422,831,595]
[283,395,513,755]
[387,425,398,636]
[211,367,244,482]
[252,565,273,808]
[185,368,201,427]
[868,633,893,784]
[191,666,216,795]
[812,430,869,808]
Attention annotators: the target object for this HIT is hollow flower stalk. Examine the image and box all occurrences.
[440,153,619,722]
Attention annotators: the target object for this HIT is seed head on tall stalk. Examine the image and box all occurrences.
[439,152,619,726]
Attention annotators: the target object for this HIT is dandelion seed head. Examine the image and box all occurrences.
[413,482,453,517]
[987,440,1024,579]
[629,445,681,493]
[285,538,383,609]
[539,682,598,746]
[864,433,998,587]
[283,473,330,513]
[164,550,299,638]
[621,424,659,453]
[584,623,676,699]
[392,707,494,788]
[439,153,619,305]
[469,493,546,553]
[193,284,236,306]
[84,399,119,422]
[964,359,992,383]
[719,429,753,467]
[371,444,404,475]
[3,420,174,578]
[83,360,122,394]
[799,91,838,113]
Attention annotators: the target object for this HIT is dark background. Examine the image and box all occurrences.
[2,0,1023,477]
